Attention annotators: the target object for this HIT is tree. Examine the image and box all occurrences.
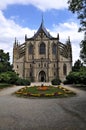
[80,36,86,64]
[64,70,86,85]
[0,49,12,73]
[0,49,31,85]
[72,59,83,71]
[68,0,86,32]
[68,0,86,64]
[0,49,9,62]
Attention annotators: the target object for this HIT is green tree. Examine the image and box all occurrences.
[68,0,86,63]
[0,49,12,73]
[72,59,83,71]
[68,0,86,32]
[80,37,86,63]
[0,49,31,85]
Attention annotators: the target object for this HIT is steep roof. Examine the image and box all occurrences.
[33,21,53,39]
[26,21,55,40]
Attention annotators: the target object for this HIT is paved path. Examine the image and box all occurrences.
[0,84,86,130]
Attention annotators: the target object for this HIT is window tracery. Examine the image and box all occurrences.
[39,42,46,54]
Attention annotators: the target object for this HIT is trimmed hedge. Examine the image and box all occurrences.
[51,78,61,85]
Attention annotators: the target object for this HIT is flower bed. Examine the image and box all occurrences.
[15,85,76,98]
[37,86,49,91]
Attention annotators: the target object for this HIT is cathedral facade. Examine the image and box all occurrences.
[13,21,72,82]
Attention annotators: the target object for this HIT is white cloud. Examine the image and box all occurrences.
[0,10,36,63]
[0,9,84,65]
[51,21,84,64]
[0,0,68,11]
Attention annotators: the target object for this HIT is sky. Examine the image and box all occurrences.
[0,0,84,64]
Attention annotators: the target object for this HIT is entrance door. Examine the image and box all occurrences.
[39,71,46,82]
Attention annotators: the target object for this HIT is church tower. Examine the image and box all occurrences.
[13,38,19,63]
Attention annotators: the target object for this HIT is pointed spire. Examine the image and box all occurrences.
[15,37,17,44]
[17,40,18,46]
[41,13,44,26]
[14,37,17,47]
[68,36,70,43]
[57,33,59,40]
[25,34,27,41]
[84,32,86,40]
[66,36,71,44]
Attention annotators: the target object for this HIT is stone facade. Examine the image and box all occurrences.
[13,21,72,82]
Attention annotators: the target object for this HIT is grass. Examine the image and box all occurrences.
[0,83,12,89]
[23,86,64,94]
[15,85,76,98]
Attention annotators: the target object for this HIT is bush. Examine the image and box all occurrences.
[63,70,86,85]
[15,78,31,85]
[51,78,61,85]
[0,71,18,84]
[0,71,31,85]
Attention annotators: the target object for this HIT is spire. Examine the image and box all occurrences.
[84,32,86,40]
[57,33,59,40]
[14,37,19,47]
[66,36,71,44]
[15,37,17,44]
[41,13,44,26]
[68,36,70,43]
[14,37,17,47]
[25,34,27,41]
[41,13,44,27]
[31,14,53,39]
[17,40,18,46]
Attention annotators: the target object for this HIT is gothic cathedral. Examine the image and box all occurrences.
[13,21,72,82]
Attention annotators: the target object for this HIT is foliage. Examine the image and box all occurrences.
[0,71,19,84]
[80,39,86,64]
[68,0,86,32]
[68,0,86,63]
[64,67,86,85]
[65,72,81,84]
[0,49,31,86]
[72,59,83,71]
[0,71,31,85]
[51,78,61,85]
[0,49,9,62]
[0,49,12,73]
[15,78,30,85]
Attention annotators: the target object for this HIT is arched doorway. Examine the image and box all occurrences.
[39,71,46,82]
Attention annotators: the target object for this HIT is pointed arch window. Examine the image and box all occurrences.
[29,44,33,54]
[52,43,57,55]
[63,64,67,75]
[39,42,46,54]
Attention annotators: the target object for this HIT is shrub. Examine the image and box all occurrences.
[51,78,61,85]
[0,71,31,85]
[64,70,86,85]
[15,78,31,85]
[0,71,18,84]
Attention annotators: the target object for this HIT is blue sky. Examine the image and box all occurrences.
[3,4,75,29]
[0,0,84,64]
